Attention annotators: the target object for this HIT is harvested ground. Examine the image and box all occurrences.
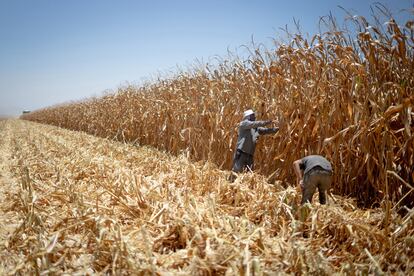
[0,119,412,275]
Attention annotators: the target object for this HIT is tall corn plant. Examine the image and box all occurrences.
[22,9,413,206]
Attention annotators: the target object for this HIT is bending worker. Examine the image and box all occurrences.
[230,109,279,179]
[293,155,333,205]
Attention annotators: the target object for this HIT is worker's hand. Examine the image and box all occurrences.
[297,179,304,190]
[277,116,286,128]
[274,118,284,126]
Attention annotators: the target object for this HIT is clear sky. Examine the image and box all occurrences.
[0,0,412,116]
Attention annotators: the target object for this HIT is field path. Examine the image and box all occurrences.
[0,121,25,273]
[0,119,411,274]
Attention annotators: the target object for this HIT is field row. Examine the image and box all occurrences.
[22,14,414,206]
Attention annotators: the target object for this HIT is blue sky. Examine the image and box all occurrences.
[0,0,412,116]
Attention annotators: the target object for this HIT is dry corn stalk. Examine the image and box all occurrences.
[0,119,413,274]
[21,8,414,207]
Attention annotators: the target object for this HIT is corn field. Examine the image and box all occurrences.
[0,119,413,274]
[22,11,413,208]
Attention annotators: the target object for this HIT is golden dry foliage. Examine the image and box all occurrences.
[1,119,413,274]
[22,12,414,206]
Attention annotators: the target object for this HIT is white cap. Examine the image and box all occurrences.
[243,109,255,118]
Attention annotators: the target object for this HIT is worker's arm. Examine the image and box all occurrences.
[293,159,304,189]
[239,120,272,130]
[257,126,279,135]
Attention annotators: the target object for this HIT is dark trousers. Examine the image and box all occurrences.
[228,150,254,182]
[232,150,254,173]
[302,167,332,205]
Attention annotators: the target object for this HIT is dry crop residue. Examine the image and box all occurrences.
[0,120,23,273]
[0,119,412,274]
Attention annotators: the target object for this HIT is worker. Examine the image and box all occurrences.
[229,109,279,181]
[293,155,333,205]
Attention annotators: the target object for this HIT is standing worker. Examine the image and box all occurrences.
[293,155,333,205]
[229,109,279,181]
